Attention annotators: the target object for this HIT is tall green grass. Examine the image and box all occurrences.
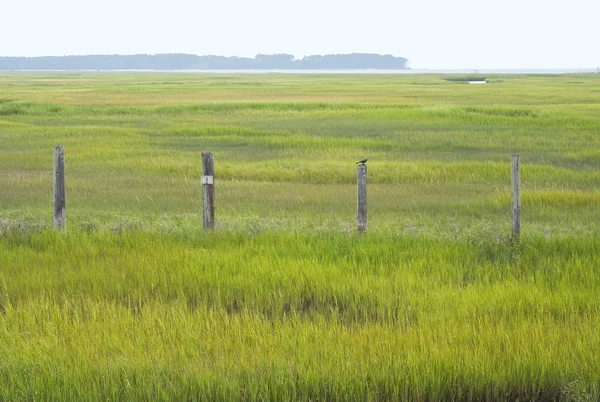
[3,72,597,230]
[1,72,600,399]
[1,231,599,400]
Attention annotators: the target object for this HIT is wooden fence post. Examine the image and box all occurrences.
[201,152,215,230]
[54,145,66,232]
[511,154,520,241]
[357,163,367,234]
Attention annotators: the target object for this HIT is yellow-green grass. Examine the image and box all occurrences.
[1,73,599,235]
[1,231,600,400]
[1,72,600,399]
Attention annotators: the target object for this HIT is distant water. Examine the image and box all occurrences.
[120,68,599,74]
[11,68,599,74]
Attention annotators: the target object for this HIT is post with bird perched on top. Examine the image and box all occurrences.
[356,159,368,234]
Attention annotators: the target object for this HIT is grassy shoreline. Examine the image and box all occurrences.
[1,72,599,399]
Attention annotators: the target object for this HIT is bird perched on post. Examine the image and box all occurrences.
[356,159,368,164]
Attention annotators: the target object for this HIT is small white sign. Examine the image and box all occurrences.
[201,176,214,185]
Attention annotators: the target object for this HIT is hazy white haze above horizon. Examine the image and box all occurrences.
[1,0,598,69]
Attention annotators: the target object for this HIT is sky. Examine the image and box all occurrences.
[1,0,598,69]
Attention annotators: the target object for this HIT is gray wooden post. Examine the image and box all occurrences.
[357,163,367,234]
[54,145,66,232]
[201,152,215,230]
[511,154,520,241]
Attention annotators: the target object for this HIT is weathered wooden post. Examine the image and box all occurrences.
[511,154,520,241]
[357,162,367,234]
[54,145,66,232]
[201,152,215,230]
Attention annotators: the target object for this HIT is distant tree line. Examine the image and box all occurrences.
[0,53,409,70]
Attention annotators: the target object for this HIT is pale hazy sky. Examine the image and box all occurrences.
[1,0,598,69]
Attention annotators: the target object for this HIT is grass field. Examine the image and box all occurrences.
[1,72,600,400]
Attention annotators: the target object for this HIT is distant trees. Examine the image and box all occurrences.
[0,53,409,70]
[255,54,295,69]
[299,54,408,69]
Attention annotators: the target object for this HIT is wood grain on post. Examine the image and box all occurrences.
[201,152,215,230]
[54,145,66,232]
[511,154,521,241]
[357,163,367,234]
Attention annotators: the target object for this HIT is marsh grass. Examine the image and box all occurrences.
[1,72,600,399]
[1,231,600,400]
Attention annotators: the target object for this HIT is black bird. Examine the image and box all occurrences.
[356,159,368,164]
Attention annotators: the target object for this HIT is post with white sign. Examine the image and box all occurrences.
[202,152,215,231]
[54,145,66,232]
[357,162,367,234]
[511,154,521,241]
